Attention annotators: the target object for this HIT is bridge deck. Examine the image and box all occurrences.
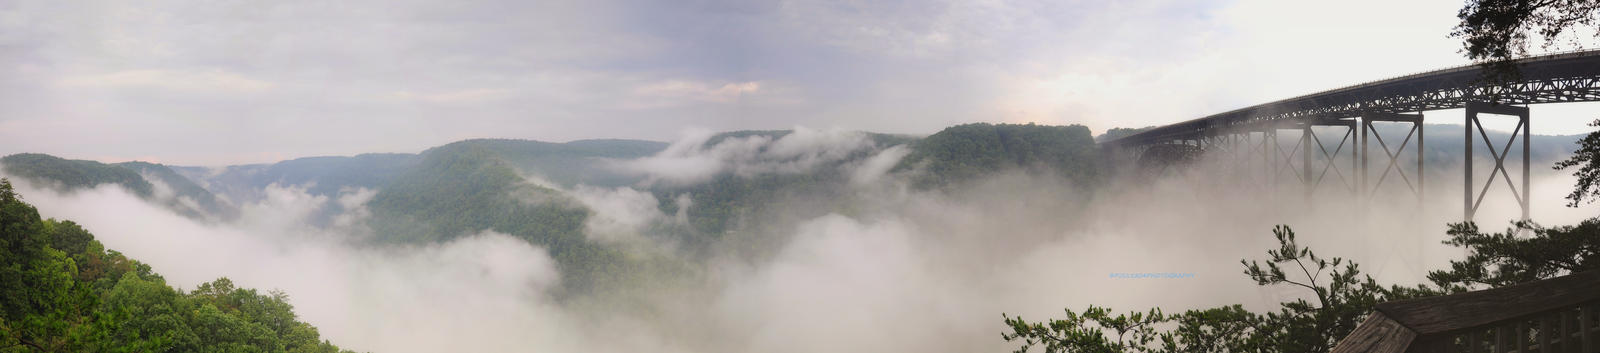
[1104,50,1600,147]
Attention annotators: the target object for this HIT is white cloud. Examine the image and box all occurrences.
[849,144,909,186]
[618,126,878,185]
[568,185,671,244]
[10,153,1599,353]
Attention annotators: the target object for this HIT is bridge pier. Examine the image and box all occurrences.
[1266,125,1308,192]
[1361,112,1425,205]
[1302,118,1360,197]
[1463,102,1531,222]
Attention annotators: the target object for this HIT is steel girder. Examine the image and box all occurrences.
[1103,50,1600,147]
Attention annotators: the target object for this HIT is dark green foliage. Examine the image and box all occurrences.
[0,154,154,197]
[896,123,1098,187]
[1003,306,1168,353]
[1004,226,1433,353]
[0,178,58,326]
[1453,0,1599,78]
[1427,219,1600,291]
[1238,226,1411,353]
[0,179,356,353]
[1555,119,1600,206]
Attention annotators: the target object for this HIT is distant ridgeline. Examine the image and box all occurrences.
[0,179,357,352]
[0,154,235,221]
[3,123,1574,295]
[895,123,1099,187]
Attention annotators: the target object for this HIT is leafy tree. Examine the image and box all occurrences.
[1003,226,1429,353]
[0,178,359,353]
[1001,218,1599,353]
[1453,0,1600,78]
[1555,119,1600,206]
[97,273,200,351]
[1427,219,1600,291]
[1002,306,1168,353]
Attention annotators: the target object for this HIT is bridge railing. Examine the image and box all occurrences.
[1301,48,1600,107]
[1100,48,1600,148]
[1331,270,1600,353]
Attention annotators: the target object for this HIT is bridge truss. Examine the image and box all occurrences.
[1102,50,1600,221]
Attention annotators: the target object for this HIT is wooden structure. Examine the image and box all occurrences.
[1330,270,1600,353]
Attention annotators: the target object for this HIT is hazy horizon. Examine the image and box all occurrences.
[2,1,1598,353]
[6,0,1600,165]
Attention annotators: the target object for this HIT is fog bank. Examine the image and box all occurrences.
[7,141,1596,353]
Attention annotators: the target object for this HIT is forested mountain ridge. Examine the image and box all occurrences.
[1,154,156,197]
[176,139,668,206]
[11,122,1578,299]
[185,153,420,204]
[897,123,1099,187]
[0,154,233,221]
[419,138,667,188]
[362,142,638,295]
[0,179,357,352]
[12,123,1578,255]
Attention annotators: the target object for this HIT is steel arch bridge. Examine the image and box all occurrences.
[1100,49,1600,221]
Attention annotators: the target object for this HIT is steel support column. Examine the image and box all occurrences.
[1463,102,1531,222]
[1302,118,1359,196]
[1361,112,1425,205]
[1270,126,1308,191]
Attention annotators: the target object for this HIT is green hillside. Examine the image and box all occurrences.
[420,138,666,188]
[194,153,420,203]
[0,154,238,221]
[0,179,357,352]
[0,154,155,197]
[364,142,645,295]
[896,123,1100,186]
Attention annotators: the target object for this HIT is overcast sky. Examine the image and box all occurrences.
[2,0,1597,165]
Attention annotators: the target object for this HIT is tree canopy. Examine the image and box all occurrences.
[0,178,358,353]
[1454,0,1600,78]
[896,123,1099,187]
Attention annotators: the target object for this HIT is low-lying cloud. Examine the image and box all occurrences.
[8,142,1597,353]
[619,127,881,186]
